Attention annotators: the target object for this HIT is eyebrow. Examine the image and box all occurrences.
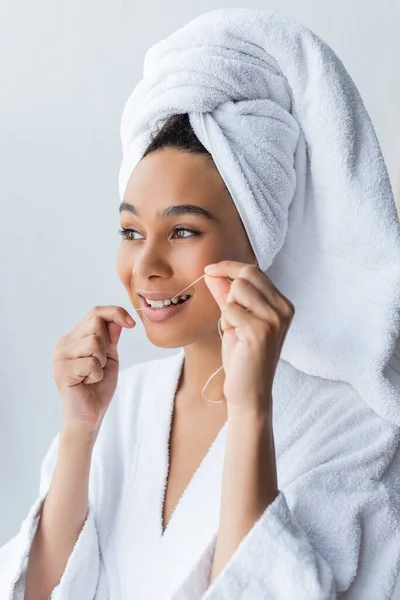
[119,202,220,222]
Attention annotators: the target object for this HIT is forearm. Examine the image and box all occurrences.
[210,405,278,585]
[24,425,97,600]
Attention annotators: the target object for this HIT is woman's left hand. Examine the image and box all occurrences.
[204,260,295,415]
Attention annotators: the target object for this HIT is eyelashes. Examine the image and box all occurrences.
[117,226,201,242]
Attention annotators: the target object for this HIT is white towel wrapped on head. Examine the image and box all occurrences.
[119,8,400,426]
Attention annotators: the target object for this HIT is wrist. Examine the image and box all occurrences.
[227,401,272,426]
[60,422,99,448]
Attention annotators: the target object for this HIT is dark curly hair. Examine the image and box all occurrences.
[142,113,211,158]
[141,113,230,197]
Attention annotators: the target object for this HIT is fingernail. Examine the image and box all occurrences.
[204,263,217,272]
[125,316,135,325]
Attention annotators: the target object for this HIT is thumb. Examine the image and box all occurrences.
[204,274,231,311]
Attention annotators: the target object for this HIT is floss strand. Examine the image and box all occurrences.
[134,272,229,403]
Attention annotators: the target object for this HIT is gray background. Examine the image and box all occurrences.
[1,0,399,595]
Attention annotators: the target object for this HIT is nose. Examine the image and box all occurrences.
[131,255,172,281]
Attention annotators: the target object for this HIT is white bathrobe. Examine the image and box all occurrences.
[1,347,400,599]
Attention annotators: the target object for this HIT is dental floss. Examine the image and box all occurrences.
[134,272,230,404]
[135,273,208,308]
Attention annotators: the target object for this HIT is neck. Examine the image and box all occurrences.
[178,331,226,406]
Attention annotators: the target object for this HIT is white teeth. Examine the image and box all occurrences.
[145,294,190,309]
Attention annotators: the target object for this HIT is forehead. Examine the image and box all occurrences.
[121,148,234,217]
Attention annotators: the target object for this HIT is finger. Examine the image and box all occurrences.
[86,305,136,328]
[204,273,232,312]
[204,260,253,280]
[66,315,111,347]
[56,334,108,369]
[86,306,136,345]
[63,357,104,386]
[83,318,122,361]
[226,277,280,323]
[220,301,266,345]
[206,261,293,317]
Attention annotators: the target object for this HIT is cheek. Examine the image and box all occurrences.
[116,246,132,283]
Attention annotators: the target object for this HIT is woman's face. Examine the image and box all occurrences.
[117,147,257,348]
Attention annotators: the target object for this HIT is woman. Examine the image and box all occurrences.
[1,8,400,600]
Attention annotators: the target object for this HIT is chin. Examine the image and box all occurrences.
[144,327,202,349]
[144,330,189,349]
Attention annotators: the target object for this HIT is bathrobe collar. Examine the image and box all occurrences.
[125,348,228,597]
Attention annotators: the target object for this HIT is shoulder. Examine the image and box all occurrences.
[274,359,400,491]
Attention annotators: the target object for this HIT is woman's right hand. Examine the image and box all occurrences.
[53,305,136,436]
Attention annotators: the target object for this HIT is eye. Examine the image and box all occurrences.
[173,227,200,239]
[118,228,143,241]
[117,227,201,241]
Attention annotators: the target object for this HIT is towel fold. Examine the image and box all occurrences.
[119,8,400,425]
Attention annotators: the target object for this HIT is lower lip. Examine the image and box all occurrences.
[138,296,192,322]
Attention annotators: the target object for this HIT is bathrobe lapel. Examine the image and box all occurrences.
[125,348,227,598]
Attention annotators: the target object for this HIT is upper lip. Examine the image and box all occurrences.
[136,290,192,301]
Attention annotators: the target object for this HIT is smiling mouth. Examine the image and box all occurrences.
[140,294,192,309]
